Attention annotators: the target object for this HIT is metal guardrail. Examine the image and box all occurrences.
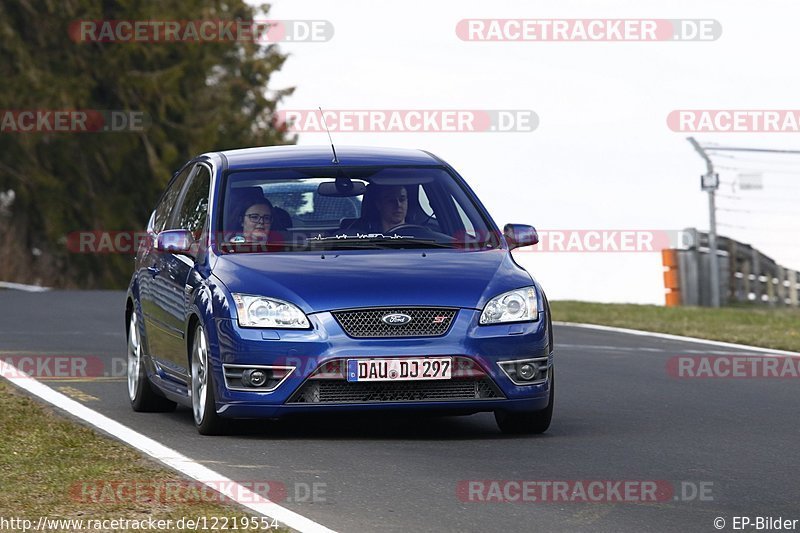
[663,228,799,307]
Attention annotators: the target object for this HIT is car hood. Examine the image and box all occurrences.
[212,249,533,313]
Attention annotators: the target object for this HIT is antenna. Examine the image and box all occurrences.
[318,106,339,164]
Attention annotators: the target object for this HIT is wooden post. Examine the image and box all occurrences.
[742,253,752,302]
[729,240,739,303]
[767,267,776,307]
[752,248,762,303]
[777,266,786,307]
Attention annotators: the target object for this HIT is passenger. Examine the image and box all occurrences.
[231,197,274,243]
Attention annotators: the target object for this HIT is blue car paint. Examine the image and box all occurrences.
[127,146,553,419]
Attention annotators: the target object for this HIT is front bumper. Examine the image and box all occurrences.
[211,308,552,418]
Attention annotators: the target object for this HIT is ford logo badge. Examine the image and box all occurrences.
[381,313,412,326]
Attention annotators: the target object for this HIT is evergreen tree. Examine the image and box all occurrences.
[0,0,294,287]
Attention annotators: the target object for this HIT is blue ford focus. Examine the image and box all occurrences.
[125,145,554,435]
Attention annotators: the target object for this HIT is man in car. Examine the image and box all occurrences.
[376,184,408,232]
[347,184,408,234]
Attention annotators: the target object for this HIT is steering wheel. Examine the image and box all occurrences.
[386,223,427,233]
[385,223,455,244]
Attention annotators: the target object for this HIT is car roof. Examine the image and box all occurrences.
[208,145,442,171]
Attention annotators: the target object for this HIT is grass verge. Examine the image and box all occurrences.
[0,380,287,532]
[550,301,800,353]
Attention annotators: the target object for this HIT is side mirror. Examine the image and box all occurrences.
[155,229,194,256]
[504,224,539,251]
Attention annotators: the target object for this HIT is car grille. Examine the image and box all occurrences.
[332,307,457,338]
[288,378,504,404]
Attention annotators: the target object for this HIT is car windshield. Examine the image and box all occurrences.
[218,166,498,253]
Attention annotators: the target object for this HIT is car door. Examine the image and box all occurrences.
[139,163,193,366]
[152,162,212,381]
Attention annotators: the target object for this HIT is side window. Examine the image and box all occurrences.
[172,164,211,234]
[446,183,486,239]
[418,186,434,217]
[152,165,192,233]
[454,201,476,236]
[417,185,439,230]
[420,181,482,237]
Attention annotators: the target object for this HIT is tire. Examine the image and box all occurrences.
[190,324,227,435]
[495,367,554,435]
[127,312,177,412]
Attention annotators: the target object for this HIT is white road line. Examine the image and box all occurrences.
[559,343,785,356]
[554,321,799,357]
[0,360,336,533]
[0,281,50,292]
[559,343,666,353]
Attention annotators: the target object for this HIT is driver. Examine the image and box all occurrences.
[375,185,408,232]
[346,184,408,234]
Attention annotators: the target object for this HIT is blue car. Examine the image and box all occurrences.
[125,145,554,435]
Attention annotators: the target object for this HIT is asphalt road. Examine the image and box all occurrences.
[1,290,798,532]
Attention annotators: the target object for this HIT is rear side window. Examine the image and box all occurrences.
[152,165,192,233]
[172,164,211,234]
[263,181,362,225]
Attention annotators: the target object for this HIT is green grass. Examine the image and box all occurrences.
[550,301,800,352]
[0,380,288,532]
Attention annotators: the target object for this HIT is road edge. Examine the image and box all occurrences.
[553,321,799,356]
[0,360,336,533]
[0,281,50,292]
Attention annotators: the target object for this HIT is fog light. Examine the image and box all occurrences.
[242,368,268,387]
[517,362,537,380]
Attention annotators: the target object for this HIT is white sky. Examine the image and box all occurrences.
[257,0,800,304]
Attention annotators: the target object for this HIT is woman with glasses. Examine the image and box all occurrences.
[229,195,274,243]
[242,201,273,242]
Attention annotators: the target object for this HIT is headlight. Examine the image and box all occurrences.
[232,294,310,329]
[480,287,538,325]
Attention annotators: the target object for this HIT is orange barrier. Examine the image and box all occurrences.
[662,249,680,306]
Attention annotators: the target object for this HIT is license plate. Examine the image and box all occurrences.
[346,357,452,382]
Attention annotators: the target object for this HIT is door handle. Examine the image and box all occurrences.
[147,266,161,277]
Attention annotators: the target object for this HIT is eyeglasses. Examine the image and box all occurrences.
[245,214,272,224]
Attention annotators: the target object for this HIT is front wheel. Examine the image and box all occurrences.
[191,324,227,435]
[127,312,176,413]
[495,367,554,435]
